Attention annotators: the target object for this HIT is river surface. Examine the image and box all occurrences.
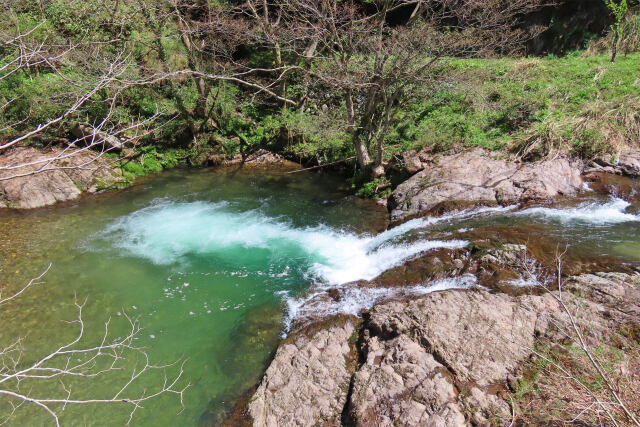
[1,167,640,426]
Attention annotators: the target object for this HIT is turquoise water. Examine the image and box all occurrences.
[0,167,389,426]
[2,167,640,426]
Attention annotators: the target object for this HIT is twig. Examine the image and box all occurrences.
[285,156,356,173]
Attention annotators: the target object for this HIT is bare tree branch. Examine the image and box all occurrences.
[0,267,191,425]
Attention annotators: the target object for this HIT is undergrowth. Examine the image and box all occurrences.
[513,328,640,425]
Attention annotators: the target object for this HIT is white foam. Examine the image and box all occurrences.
[506,278,539,287]
[285,274,478,327]
[96,200,470,286]
[516,198,639,225]
[310,239,468,284]
[378,204,517,244]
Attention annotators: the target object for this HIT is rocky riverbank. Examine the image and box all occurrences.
[234,247,640,426]
[0,146,294,209]
[389,148,640,222]
[0,146,125,209]
[226,147,640,426]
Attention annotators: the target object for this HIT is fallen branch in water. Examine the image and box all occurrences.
[285,156,356,174]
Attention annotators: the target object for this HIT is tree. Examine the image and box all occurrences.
[0,1,168,182]
[0,1,299,181]
[605,0,630,63]
[0,265,190,425]
[273,0,547,177]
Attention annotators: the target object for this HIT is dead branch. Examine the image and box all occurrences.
[0,266,191,425]
[518,246,640,426]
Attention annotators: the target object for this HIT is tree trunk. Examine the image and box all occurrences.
[274,41,287,109]
[345,88,372,168]
[611,34,619,63]
[353,134,373,168]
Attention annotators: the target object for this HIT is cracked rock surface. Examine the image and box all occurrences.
[248,317,358,427]
[246,270,640,426]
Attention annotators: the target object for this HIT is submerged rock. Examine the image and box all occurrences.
[0,146,124,209]
[201,305,285,426]
[584,171,640,204]
[389,149,584,220]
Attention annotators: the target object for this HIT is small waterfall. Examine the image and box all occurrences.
[93,196,640,325]
[95,199,476,285]
[285,274,479,329]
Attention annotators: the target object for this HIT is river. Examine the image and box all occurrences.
[1,166,639,425]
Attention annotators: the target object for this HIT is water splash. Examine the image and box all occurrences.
[285,274,479,328]
[516,198,640,225]
[95,200,470,286]
[378,204,517,244]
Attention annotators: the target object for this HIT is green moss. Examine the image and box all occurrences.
[348,329,358,344]
[91,176,127,191]
[355,176,392,199]
[121,160,146,176]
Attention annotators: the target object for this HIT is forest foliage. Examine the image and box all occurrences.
[1,0,639,185]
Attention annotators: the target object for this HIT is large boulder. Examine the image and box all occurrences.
[0,146,123,209]
[389,149,584,220]
[248,316,358,427]
[587,151,640,178]
[615,152,640,177]
[348,289,556,426]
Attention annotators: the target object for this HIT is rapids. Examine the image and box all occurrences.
[1,167,639,425]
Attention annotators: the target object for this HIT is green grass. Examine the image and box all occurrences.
[385,53,640,161]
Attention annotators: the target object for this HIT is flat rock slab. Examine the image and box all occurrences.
[389,149,584,220]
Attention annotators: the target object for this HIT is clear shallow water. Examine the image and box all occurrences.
[1,168,640,426]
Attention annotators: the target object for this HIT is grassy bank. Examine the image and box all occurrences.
[378,53,640,162]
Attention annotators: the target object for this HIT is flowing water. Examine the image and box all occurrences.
[1,167,640,426]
